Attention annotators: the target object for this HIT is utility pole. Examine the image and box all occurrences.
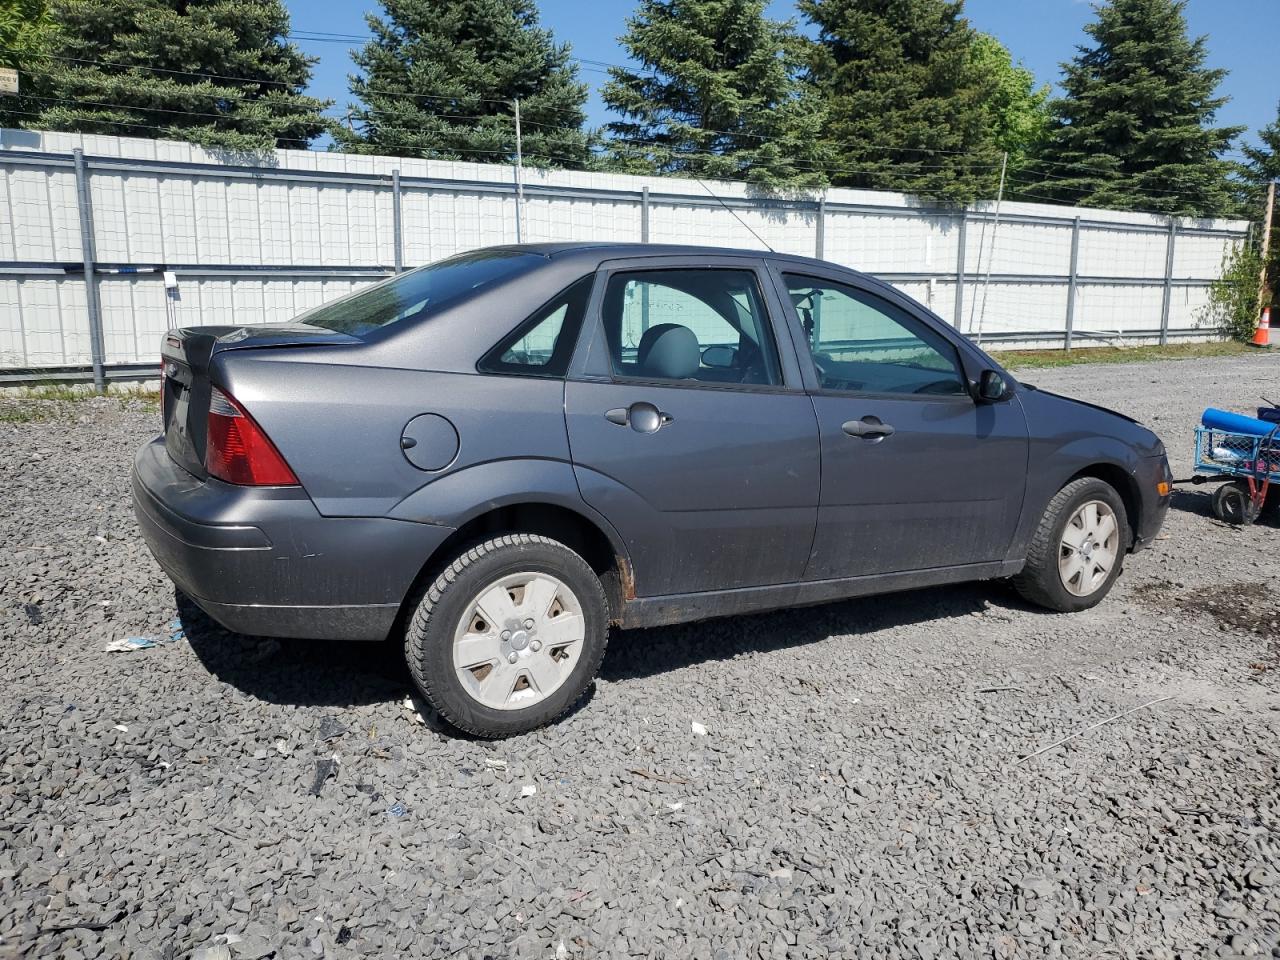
[1259,179,1275,315]
[973,151,1008,348]
[513,98,524,243]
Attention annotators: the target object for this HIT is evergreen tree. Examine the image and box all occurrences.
[1026,0,1242,218]
[799,0,1002,202]
[342,0,592,167]
[602,0,826,187]
[17,0,330,150]
[0,0,58,130]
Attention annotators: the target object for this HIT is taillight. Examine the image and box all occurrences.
[206,386,299,486]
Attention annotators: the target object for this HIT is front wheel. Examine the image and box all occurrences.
[1013,477,1129,612]
[405,534,609,738]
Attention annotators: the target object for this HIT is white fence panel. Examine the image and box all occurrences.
[0,127,1252,379]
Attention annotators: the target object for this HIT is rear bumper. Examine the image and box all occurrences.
[132,437,455,640]
[1130,453,1172,552]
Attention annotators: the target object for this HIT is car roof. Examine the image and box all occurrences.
[484,242,870,277]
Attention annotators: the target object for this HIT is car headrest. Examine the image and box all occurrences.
[636,323,699,380]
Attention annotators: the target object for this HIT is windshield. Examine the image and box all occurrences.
[296,250,541,336]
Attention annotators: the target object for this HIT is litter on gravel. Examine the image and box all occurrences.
[104,618,185,652]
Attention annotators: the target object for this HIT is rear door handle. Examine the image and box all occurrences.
[604,402,673,434]
[842,417,895,439]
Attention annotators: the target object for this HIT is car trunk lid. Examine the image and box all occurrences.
[161,325,359,478]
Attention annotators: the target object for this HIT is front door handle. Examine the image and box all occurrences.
[604,402,674,434]
[842,417,895,439]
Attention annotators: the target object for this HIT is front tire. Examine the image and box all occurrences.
[405,534,609,738]
[1013,477,1128,612]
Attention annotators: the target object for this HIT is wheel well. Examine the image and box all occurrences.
[1067,464,1141,544]
[398,503,629,628]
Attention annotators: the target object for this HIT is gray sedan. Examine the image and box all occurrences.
[133,243,1171,737]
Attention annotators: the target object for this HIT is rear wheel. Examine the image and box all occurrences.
[1211,480,1261,525]
[1014,477,1128,612]
[405,534,609,738]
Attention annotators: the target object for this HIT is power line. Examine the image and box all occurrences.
[5,110,1224,210]
[5,105,1214,209]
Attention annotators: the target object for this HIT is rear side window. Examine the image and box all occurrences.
[296,250,541,336]
[478,275,594,378]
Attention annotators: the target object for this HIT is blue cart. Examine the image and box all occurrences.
[1189,420,1280,524]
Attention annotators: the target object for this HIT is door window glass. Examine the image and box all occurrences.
[784,275,967,396]
[601,269,781,386]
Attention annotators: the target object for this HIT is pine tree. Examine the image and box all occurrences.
[799,0,1002,202]
[16,0,330,150]
[602,0,826,188]
[0,0,58,130]
[342,0,592,167]
[1026,0,1242,218]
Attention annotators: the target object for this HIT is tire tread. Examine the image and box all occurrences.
[1013,477,1127,611]
[404,533,609,738]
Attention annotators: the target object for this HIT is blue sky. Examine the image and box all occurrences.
[285,0,1277,151]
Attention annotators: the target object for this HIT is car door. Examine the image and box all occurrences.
[564,257,820,598]
[769,266,1029,580]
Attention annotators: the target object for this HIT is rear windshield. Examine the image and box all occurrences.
[296,250,541,336]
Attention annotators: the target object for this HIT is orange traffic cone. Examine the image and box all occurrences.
[1252,306,1273,347]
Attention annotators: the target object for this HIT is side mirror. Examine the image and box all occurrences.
[701,345,737,369]
[977,369,1009,403]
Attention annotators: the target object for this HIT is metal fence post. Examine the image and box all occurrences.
[1159,219,1177,346]
[1065,216,1081,351]
[72,148,106,393]
[952,212,967,328]
[641,186,650,243]
[391,169,404,273]
[815,196,826,259]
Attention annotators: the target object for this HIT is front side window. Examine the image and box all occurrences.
[479,275,593,377]
[784,275,967,397]
[601,268,781,386]
[297,250,542,337]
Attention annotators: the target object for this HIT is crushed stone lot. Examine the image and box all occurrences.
[2,353,1279,960]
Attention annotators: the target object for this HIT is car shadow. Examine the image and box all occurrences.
[178,591,412,709]
[599,580,1034,682]
[1170,486,1213,518]
[177,590,597,734]
[181,581,1033,719]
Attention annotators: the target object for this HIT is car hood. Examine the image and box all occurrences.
[1018,383,1165,459]
[1020,384,1140,425]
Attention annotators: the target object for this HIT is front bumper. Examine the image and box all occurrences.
[1130,453,1172,552]
[131,438,454,640]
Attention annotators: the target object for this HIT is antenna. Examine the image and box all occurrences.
[692,176,775,253]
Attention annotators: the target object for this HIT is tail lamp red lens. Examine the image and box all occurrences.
[206,387,299,486]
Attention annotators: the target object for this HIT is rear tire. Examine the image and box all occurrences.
[1013,477,1129,613]
[1212,480,1261,525]
[405,534,609,738]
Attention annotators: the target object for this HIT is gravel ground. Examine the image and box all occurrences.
[2,353,1279,960]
